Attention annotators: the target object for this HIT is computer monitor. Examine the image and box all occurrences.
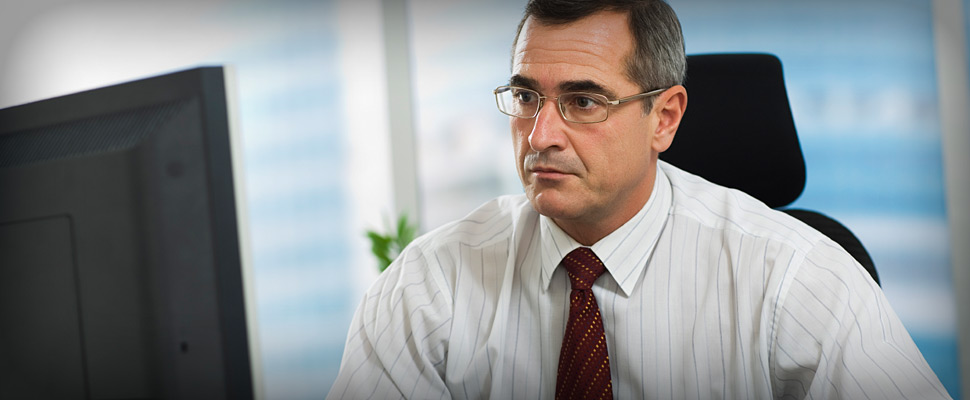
[0,67,260,399]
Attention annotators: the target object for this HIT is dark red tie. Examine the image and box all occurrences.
[556,247,613,400]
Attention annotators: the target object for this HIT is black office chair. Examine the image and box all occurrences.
[659,53,879,285]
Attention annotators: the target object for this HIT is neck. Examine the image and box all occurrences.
[554,166,657,246]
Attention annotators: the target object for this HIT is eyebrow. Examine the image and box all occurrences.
[558,80,617,98]
[509,75,539,90]
[508,75,618,98]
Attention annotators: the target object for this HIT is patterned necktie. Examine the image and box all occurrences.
[556,247,613,400]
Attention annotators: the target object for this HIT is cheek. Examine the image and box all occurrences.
[510,120,532,155]
[596,122,652,172]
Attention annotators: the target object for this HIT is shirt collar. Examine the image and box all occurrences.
[538,165,672,296]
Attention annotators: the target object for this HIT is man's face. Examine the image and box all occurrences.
[510,11,673,244]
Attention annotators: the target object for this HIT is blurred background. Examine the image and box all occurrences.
[1,0,967,398]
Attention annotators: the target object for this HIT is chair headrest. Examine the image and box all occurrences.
[660,53,806,209]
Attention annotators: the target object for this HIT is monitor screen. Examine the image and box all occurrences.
[0,67,260,399]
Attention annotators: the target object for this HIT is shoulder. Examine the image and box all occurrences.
[412,194,536,252]
[659,160,873,296]
[659,161,872,290]
[381,194,536,300]
[659,160,828,252]
[657,165,942,398]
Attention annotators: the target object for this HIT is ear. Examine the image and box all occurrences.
[650,85,687,153]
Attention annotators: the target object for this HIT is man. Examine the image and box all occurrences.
[329,0,950,398]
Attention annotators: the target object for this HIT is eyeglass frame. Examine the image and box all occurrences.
[493,85,668,124]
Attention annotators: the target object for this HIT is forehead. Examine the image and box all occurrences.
[512,11,636,93]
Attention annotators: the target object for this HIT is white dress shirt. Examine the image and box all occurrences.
[328,161,949,399]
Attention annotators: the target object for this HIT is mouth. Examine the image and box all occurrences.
[530,165,571,179]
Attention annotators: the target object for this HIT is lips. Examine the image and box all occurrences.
[530,165,573,180]
[532,166,564,174]
[524,153,580,179]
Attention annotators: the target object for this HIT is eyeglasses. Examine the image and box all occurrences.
[493,85,667,124]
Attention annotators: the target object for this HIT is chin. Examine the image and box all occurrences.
[528,190,580,220]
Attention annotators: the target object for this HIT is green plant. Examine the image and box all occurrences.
[365,214,417,272]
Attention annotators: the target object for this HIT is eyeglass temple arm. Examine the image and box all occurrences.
[607,87,668,105]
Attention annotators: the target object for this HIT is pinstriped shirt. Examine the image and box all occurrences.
[329,161,949,399]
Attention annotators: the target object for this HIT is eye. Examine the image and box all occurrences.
[567,94,604,110]
[574,96,596,109]
[513,89,537,104]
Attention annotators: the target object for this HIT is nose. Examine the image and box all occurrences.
[528,99,568,152]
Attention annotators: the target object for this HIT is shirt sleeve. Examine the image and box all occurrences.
[327,244,454,400]
[769,239,951,399]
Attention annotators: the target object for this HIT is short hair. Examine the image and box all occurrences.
[512,0,686,109]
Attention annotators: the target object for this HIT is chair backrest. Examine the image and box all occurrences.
[660,53,879,284]
[661,53,804,209]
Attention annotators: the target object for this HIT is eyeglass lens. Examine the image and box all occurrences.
[495,86,610,123]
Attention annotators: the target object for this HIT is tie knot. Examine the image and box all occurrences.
[561,247,606,291]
